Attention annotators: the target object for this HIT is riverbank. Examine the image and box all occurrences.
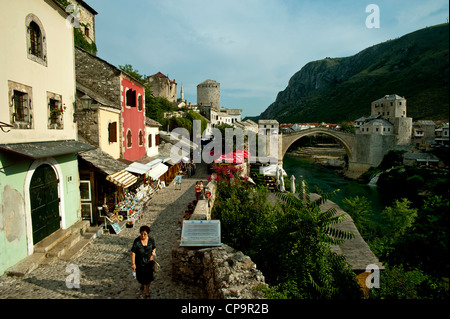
[286,145,346,168]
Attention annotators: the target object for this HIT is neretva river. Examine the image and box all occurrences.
[283,154,388,217]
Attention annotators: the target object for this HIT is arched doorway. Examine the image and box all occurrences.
[29,164,60,244]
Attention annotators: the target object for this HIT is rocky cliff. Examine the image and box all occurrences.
[255,23,449,123]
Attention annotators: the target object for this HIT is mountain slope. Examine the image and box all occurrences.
[255,23,449,123]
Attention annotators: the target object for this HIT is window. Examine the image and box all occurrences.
[47,92,63,129]
[126,89,136,107]
[26,14,47,66]
[13,91,30,123]
[148,134,152,147]
[127,130,132,148]
[155,134,160,146]
[29,22,42,58]
[108,122,117,143]
[8,81,33,129]
[138,130,143,146]
[85,26,90,38]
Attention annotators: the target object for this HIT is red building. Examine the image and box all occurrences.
[121,75,146,161]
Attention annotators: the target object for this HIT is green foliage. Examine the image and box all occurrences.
[146,96,177,123]
[211,174,362,299]
[370,265,449,299]
[339,121,355,133]
[342,196,379,238]
[74,28,97,55]
[118,64,145,83]
[380,198,418,237]
[379,150,405,170]
[355,194,449,299]
[387,196,449,278]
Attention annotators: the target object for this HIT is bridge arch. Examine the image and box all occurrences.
[281,128,355,162]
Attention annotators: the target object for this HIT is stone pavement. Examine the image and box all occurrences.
[0,164,209,299]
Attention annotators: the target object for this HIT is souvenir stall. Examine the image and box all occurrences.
[104,169,138,233]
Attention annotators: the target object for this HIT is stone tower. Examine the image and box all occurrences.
[197,79,220,111]
[370,94,412,145]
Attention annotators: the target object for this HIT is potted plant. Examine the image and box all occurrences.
[49,104,64,123]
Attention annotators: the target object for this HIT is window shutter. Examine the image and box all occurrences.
[155,134,160,146]
[148,134,152,148]
[127,130,132,148]
[138,95,143,111]
[109,122,117,142]
[139,130,143,146]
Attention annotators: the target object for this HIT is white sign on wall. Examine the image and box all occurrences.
[180,220,221,247]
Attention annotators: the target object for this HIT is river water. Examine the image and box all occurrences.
[283,154,388,216]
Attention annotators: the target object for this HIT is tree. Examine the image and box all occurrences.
[380,198,418,237]
[342,196,378,238]
[118,64,145,83]
[212,175,362,299]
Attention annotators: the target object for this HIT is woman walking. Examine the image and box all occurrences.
[131,225,156,299]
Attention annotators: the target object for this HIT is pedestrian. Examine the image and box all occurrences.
[187,164,192,178]
[195,181,202,201]
[199,181,205,199]
[131,225,156,299]
[175,172,182,190]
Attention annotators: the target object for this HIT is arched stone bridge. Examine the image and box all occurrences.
[278,126,395,177]
[281,128,356,161]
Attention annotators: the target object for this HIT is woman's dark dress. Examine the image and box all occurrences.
[131,236,156,285]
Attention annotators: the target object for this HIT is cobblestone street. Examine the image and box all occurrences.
[0,165,209,299]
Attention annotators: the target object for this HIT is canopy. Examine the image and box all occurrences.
[125,162,152,175]
[147,162,168,180]
[259,164,287,177]
[106,170,137,188]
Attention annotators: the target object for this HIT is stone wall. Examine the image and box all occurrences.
[171,180,267,299]
[75,108,99,146]
[172,245,267,299]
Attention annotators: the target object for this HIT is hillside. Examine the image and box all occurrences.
[253,23,449,124]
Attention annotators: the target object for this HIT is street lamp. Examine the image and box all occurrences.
[80,94,92,110]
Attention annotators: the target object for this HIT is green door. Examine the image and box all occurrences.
[30,164,60,244]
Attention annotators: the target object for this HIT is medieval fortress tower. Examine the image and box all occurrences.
[197,79,221,111]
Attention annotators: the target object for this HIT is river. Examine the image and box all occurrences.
[283,154,388,217]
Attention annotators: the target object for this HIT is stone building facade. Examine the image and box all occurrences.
[68,0,97,44]
[370,94,412,145]
[147,72,177,103]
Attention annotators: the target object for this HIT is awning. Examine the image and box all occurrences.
[106,169,137,188]
[126,162,152,175]
[148,162,168,180]
[0,140,95,158]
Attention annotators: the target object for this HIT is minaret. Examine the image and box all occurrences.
[180,84,184,101]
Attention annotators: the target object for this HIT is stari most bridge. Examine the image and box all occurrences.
[277,127,389,178]
[280,127,356,160]
[277,125,397,178]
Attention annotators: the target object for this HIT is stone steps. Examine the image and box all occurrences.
[5,220,102,277]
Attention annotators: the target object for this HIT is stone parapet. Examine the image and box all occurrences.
[172,245,267,299]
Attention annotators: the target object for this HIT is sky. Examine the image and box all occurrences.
[86,0,449,118]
